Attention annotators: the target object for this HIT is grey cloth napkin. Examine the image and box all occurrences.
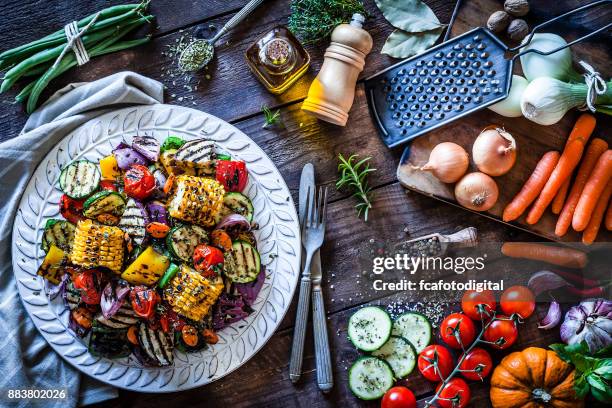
[0,71,164,407]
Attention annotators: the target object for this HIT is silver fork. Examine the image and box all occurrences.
[289,186,328,384]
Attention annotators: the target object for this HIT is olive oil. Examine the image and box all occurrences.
[245,26,310,94]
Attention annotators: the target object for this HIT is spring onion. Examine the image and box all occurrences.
[520,77,612,125]
[520,33,583,83]
[488,75,528,117]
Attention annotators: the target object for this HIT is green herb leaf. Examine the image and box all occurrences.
[374,0,443,32]
[381,28,443,59]
[595,360,612,380]
[573,374,590,398]
[590,380,612,403]
[261,105,282,128]
[336,154,376,221]
[587,373,608,392]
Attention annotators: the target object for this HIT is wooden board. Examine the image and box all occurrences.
[396,0,612,244]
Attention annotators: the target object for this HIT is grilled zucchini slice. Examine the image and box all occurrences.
[166,224,208,261]
[59,160,100,199]
[41,219,75,253]
[225,240,260,283]
[83,191,126,218]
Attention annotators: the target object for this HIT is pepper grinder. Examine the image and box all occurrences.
[301,14,373,126]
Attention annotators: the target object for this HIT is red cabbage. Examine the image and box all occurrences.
[100,279,131,319]
[234,267,265,306]
[132,136,160,162]
[114,147,148,170]
[212,293,252,330]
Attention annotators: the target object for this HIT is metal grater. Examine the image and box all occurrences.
[365,0,611,148]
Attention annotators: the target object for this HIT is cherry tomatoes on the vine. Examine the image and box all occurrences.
[435,378,471,408]
[458,347,493,381]
[483,315,518,349]
[500,285,535,319]
[440,313,477,349]
[381,386,416,408]
[417,345,454,382]
[461,290,496,321]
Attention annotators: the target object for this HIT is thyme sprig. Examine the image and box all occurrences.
[336,154,375,221]
[261,105,281,128]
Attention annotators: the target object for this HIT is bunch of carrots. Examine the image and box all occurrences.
[503,113,612,244]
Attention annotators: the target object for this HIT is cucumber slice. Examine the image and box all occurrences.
[166,224,208,261]
[372,335,417,378]
[83,190,126,217]
[392,312,432,353]
[225,240,261,283]
[348,357,394,400]
[223,192,254,222]
[41,219,75,253]
[59,160,100,199]
[348,306,392,351]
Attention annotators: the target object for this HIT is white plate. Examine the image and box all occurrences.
[12,105,301,392]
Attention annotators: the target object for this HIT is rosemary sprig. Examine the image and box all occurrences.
[288,0,367,44]
[336,154,375,221]
[261,105,281,128]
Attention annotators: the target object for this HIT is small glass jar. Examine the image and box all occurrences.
[245,26,310,94]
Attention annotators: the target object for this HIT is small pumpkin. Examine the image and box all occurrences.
[490,347,584,408]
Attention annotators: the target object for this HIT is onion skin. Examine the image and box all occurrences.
[489,75,528,118]
[473,127,517,176]
[454,172,499,211]
[415,142,469,183]
[527,270,570,297]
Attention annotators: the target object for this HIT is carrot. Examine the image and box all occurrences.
[573,150,612,231]
[551,177,570,214]
[526,114,596,224]
[146,221,170,238]
[555,138,609,236]
[163,174,175,194]
[210,229,232,251]
[606,199,612,231]
[181,325,199,347]
[201,328,219,344]
[127,325,139,345]
[501,242,587,269]
[502,151,560,222]
[582,181,612,245]
[72,307,93,329]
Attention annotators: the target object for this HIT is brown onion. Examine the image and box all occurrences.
[454,172,499,211]
[472,127,517,176]
[414,142,469,183]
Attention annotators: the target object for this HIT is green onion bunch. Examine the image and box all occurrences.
[0,1,154,113]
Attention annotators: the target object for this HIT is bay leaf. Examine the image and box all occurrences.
[381,28,443,59]
[375,0,443,32]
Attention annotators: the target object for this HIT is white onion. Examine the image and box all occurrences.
[472,127,517,176]
[454,172,499,211]
[488,75,528,118]
[414,142,469,183]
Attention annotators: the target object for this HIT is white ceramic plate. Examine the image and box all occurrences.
[12,104,301,392]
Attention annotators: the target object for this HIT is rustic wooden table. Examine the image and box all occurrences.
[1,1,610,407]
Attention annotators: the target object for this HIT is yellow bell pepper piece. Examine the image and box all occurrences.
[99,155,120,180]
[37,244,67,285]
[121,246,170,286]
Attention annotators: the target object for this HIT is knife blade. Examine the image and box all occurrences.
[299,164,321,276]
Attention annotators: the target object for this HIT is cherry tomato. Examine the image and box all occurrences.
[160,308,185,332]
[181,325,199,347]
[500,285,535,319]
[483,315,518,349]
[60,194,84,224]
[72,269,106,305]
[193,244,224,278]
[99,180,118,191]
[436,378,471,408]
[461,290,496,321]
[418,345,454,382]
[123,164,156,200]
[440,313,477,349]
[130,286,160,319]
[201,328,219,345]
[216,160,248,192]
[381,386,417,408]
[459,347,493,381]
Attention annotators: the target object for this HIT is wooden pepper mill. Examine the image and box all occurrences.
[301,14,373,126]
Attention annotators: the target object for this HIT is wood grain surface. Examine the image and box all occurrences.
[0,0,610,407]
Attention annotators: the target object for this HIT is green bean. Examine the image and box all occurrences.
[0,2,148,64]
[22,65,49,78]
[1,16,150,93]
[26,20,149,113]
[15,81,36,103]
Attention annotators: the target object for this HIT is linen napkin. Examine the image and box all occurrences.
[0,71,164,407]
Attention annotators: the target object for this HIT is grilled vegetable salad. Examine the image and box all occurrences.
[37,136,265,366]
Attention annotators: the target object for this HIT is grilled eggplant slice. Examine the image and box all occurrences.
[89,324,131,359]
[94,304,139,329]
[118,198,148,245]
[137,322,174,366]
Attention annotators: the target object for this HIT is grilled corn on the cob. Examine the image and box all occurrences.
[164,264,224,321]
[168,175,225,227]
[71,219,125,273]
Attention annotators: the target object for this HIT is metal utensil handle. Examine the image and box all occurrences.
[510,0,611,59]
[312,288,333,392]
[289,275,312,383]
[211,0,265,44]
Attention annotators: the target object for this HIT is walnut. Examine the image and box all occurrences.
[507,19,529,41]
[487,10,511,33]
[504,0,530,17]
